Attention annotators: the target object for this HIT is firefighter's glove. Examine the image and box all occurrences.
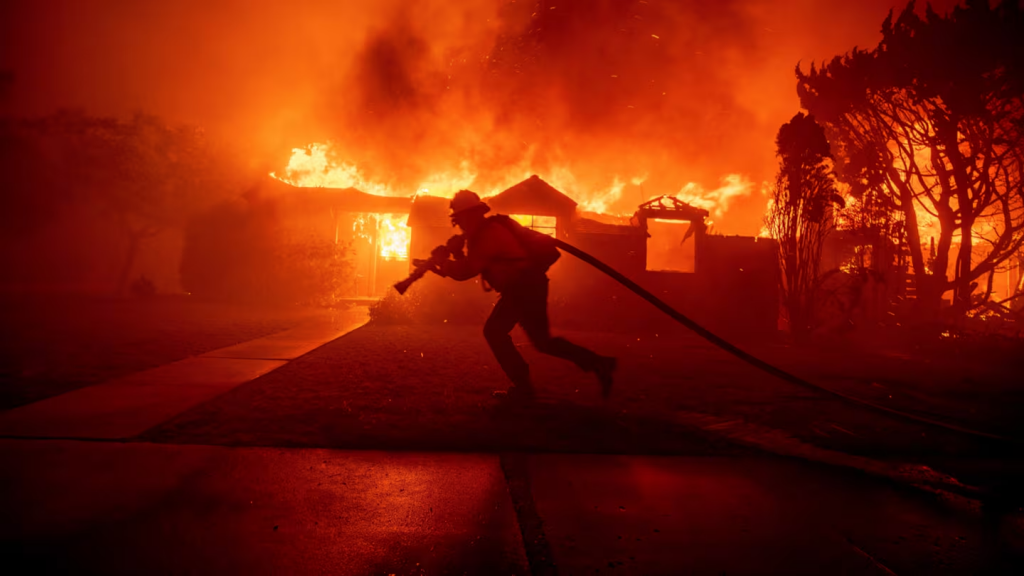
[445,235,466,259]
[430,245,451,268]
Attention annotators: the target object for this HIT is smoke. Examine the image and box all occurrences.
[308,0,767,213]
[1,0,964,234]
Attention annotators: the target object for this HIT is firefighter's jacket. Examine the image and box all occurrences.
[438,218,530,292]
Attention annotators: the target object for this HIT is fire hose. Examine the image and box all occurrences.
[395,238,1015,444]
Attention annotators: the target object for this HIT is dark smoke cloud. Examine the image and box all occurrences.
[1,0,963,233]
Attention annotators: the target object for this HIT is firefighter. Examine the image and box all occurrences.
[434,189,617,402]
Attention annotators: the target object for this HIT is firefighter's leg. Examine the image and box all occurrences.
[518,276,602,372]
[483,294,531,388]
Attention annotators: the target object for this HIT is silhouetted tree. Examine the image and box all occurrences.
[1,111,241,292]
[991,246,1024,312]
[68,113,238,293]
[830,185,909,327]
[797,1,1024,323]
[765,112,843,339]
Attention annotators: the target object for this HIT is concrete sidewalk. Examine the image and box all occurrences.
[0,307,368,440]
[2,439,1010,575]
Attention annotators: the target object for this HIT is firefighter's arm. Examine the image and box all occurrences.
[438,234,490,281]
[438,253,485,280]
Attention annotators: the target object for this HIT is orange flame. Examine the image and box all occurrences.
[674,174,754,222]
[377,214,410,260]
[271,143,392,195]
[272,143,474,198]
[273,142,757,225]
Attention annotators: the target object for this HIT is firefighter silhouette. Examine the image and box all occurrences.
[434,190,617,402]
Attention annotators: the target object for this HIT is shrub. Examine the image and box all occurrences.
[181,199,355,306]
[368,274,492,325]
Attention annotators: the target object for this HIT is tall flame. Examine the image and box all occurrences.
[271,143,393,195]
[272,143,474,199]
[675,174,754,223]
[273,142,756,223]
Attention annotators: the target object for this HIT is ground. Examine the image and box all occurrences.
[144,322,1023,492]
[2,295,1023,573]
[0,294,323,409]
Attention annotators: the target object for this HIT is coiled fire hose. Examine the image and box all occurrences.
[553,239,1015,445]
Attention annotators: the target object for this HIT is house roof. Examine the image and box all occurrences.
[571,217,645,236]
[636,195,709,222]
[486,175,578,217]
[408,195,451,228]
[264,177,413,214]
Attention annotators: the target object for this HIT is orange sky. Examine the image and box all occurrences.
[0,0,962,234]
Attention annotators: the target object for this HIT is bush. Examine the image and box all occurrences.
[181,198,355,306]
[270,235,355,307]
[368,290,418,325]
[368,273,492,326]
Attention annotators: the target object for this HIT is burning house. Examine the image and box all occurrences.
[256,178,414,299]
[260,173,777,335]
[560,191,778,337]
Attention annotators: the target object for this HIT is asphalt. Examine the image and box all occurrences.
[0,440,528,575]
[1,311,1021,574]
[1,440,1011,575]
[527,453,994,575]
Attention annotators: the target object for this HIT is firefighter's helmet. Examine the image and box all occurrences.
[449,190,490,218]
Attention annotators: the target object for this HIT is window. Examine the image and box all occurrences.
[510,214,557,237]
[646,219,695,272]
[376,214,410,261]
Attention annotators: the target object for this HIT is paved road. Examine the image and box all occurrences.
[2,439,1017,575]
[1,440,527,575]
[2,316,1021,573]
